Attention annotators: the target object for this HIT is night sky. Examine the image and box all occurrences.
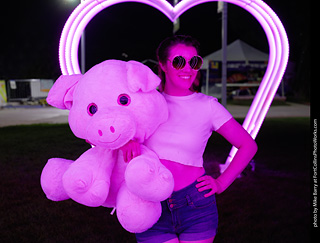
[0,0,310,82]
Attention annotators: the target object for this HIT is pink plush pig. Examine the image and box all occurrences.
[40,60,174,233]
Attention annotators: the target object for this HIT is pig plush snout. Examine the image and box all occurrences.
[95,121,116,137]
[97,125,115,137]
[85,110,136,149]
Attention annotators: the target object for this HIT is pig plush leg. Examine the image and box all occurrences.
[62,147,116,207]
[40,158,73,201]
[125,146,174,202]
[116,183,161,233]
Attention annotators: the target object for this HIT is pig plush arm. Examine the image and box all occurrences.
[119,141,174,201]
[124,145,174,202]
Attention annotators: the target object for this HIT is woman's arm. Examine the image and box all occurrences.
[197,118,257,196]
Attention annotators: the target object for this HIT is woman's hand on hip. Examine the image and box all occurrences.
[196,175,223,197]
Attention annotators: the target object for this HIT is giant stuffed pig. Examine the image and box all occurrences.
[40,60,174,233]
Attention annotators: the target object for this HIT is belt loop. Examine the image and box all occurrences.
[186,195,193,206]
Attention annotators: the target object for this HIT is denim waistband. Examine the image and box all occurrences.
[170,179,200,199]
[165,174,206,210]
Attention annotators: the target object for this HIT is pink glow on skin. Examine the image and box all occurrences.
[156,41,257,194]
[58,0,289,172]
[160,44,199,96]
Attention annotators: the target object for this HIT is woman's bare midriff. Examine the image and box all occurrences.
[160,159,205,191]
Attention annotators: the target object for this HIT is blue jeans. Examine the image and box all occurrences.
[136,177,218,242]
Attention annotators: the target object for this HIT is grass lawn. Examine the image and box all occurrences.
[0,118,311,242]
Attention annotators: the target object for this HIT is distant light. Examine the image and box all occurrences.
[64,0,78,3]
[58,0,289,169]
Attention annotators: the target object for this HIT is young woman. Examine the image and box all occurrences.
[121,35,258,243]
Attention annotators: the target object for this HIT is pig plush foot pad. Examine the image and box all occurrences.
[40,158,73,201]
[63,166,110,207]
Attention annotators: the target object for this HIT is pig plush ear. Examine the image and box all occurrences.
[126,60,161,92]
[47,74,82,110]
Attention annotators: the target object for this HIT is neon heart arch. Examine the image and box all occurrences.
[59,0,289,170]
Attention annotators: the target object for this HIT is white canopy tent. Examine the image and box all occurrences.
[202,39,269,68]
[201,39,269,97]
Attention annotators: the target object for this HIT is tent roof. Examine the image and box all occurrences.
[202,39,269,68]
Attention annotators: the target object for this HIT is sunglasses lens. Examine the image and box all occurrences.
[172,56,186,70]
[190,56,203,70]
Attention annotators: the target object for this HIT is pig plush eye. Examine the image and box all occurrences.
[117,94,131,106]
[87,103,98,116]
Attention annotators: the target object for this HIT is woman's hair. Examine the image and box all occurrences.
[156,35,201,91]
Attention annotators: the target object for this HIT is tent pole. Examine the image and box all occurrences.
[206,63,209,95]
[221,2,228,107]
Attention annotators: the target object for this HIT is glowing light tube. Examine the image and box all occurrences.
[58,0,289,172]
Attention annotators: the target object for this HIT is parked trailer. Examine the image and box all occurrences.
[6,79,54,102]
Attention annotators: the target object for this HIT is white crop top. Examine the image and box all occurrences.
[145,92,233,167]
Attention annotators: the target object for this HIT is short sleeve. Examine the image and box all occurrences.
[210,97,233,131]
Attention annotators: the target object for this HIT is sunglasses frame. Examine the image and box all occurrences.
[168,55,203,71]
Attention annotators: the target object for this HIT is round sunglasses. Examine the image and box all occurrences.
[168,55,203,71]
